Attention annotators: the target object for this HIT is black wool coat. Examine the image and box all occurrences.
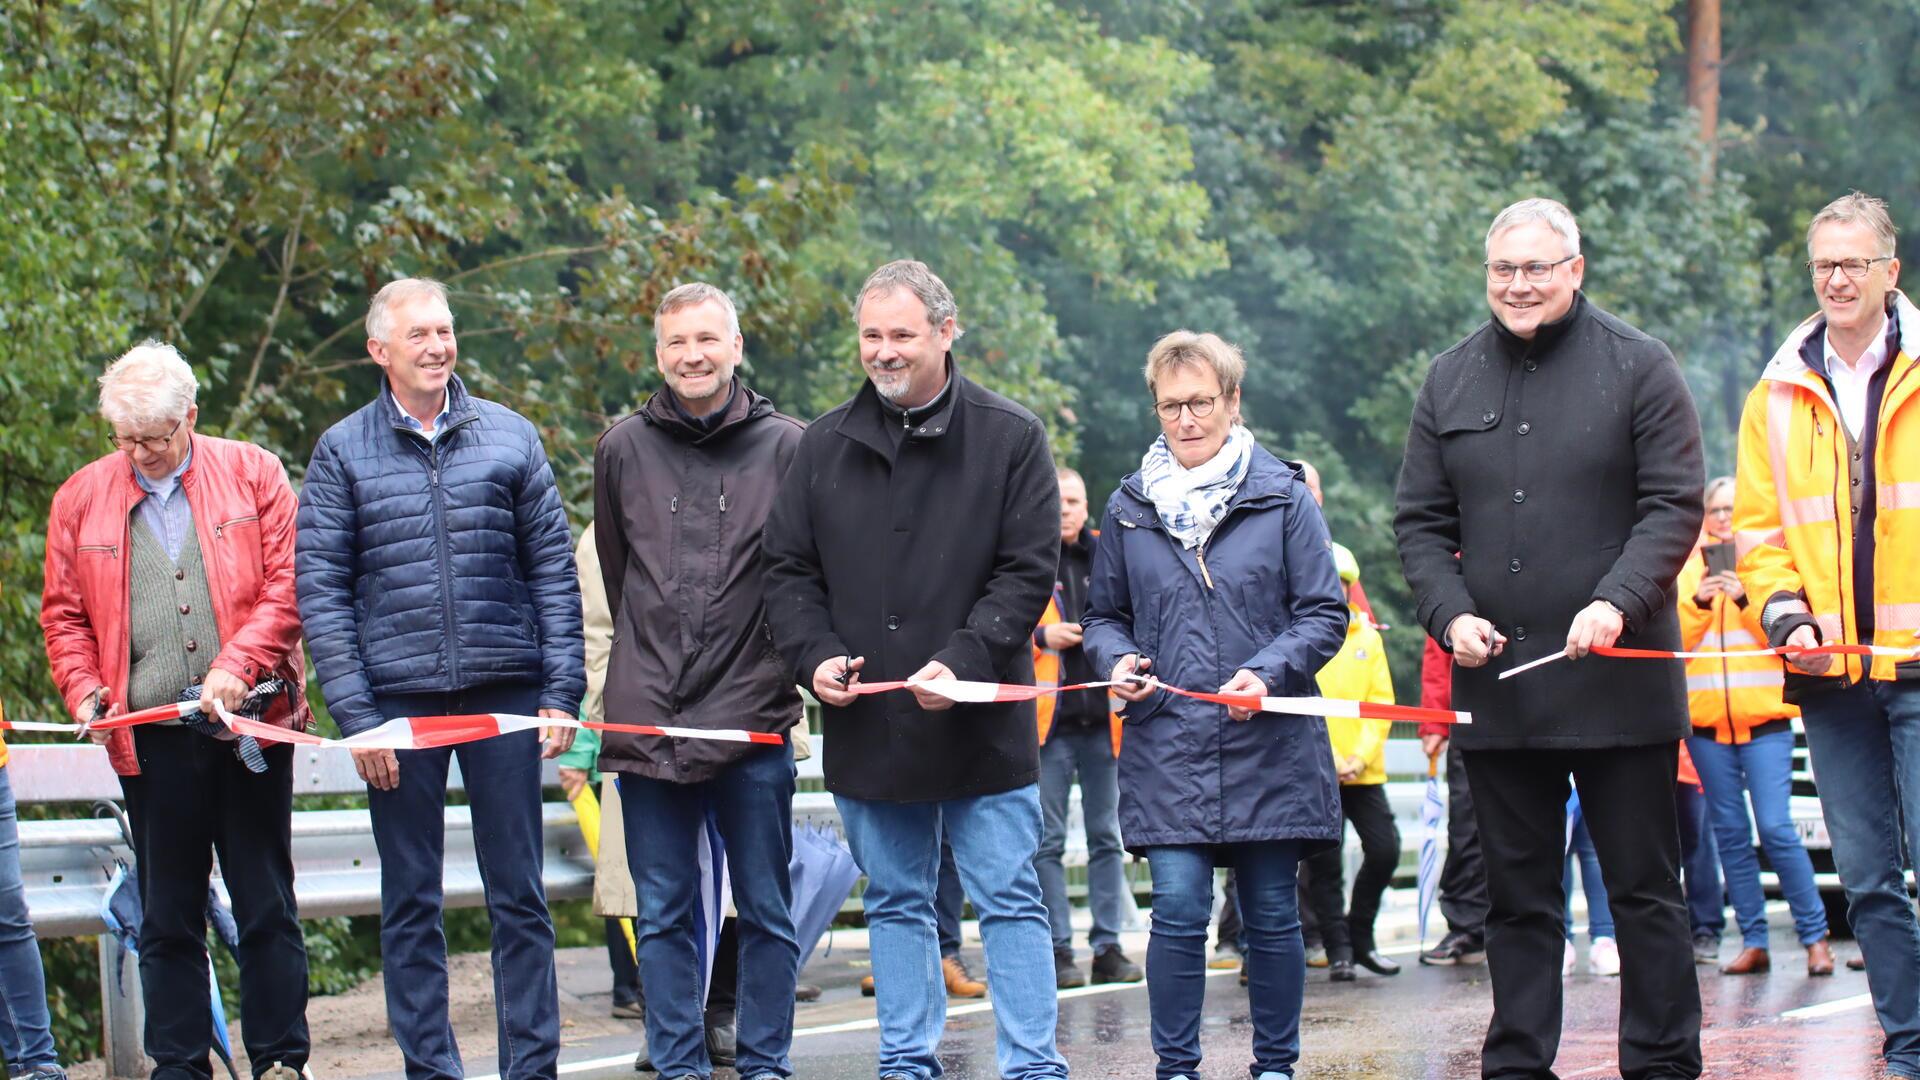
[763,362,1060,802]
[1393,294,1705,749]
[591,382,806,782]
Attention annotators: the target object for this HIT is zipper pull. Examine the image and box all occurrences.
[670,495,680,513]
[718,493,728,513]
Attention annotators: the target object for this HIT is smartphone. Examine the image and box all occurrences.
[1703,541,1737,577]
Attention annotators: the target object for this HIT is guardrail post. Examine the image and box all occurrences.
[99,932,149,1080]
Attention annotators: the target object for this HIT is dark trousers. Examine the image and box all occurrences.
[122,728,309,1080]
[1464,744,1702,1080]
[1440,740,1490,939]
[604,919,642,1007]
[1304,784,1400,957]
[619,745,797,1079]
[369,685,558,1080]
[936,836,965,958]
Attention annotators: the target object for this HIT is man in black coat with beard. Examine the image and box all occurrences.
[763,259,1068,1079]
[1394,198,1705,1080]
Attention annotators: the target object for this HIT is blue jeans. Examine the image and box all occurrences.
[619,745,798,1079]
[1035,728,1126,956]
[1564,815,1615,940]
[0,765,57,1069]
[837,785,1065,1080]
[1688,732,1827,950]
[1801,680,1920,1077]
[1675,781,1727,940]
[369,686,558,1080]
[1145,842,1306,1080]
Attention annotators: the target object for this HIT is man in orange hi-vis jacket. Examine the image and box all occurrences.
[1733,190,1920,1080]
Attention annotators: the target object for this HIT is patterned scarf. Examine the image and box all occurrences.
[1138,424,1254,550]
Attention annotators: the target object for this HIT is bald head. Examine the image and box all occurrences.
[1299,461,1323,507]
[1058,467,1088,543]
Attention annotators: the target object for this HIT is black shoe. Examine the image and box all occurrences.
[795,982,822,1002]
[1238,965,1248,987]
[1355,948,1401,975]
[1420,930,1486,966]
[612,998,645,1020]
[705,1017,737,1067]
[1055,945,1087,989]
[1329,958,1357,982]
[1091,944,1144,984]
[633,1052,655,1074]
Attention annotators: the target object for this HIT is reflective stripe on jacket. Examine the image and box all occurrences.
[1314,605,1394,785]
[1734,290,1920,687]
[1676,546,1795,744]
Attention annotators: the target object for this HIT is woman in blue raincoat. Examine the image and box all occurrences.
[1083,330,1347,1080]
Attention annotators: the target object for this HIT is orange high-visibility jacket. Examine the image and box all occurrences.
[1734,291,1920,686]
[1033,588,1122,754]
[1677,545,1797,744]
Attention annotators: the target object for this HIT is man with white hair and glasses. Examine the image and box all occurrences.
[41,342,311,1080]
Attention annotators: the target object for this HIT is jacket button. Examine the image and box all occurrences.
[886,616,901,631]
[179,604,191,615]
[1525,361,1538,372]
[175,569,186,581]
[1482,410,1496,424]
[1509,558,1521,573]
[1513,626,1528,640]
[1852,477,1861,487]
[185,639,198,652]
[1517,422,1531,435]
[1512,489,1526,503]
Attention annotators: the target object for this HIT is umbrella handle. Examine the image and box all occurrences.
[1426,752,1439,779]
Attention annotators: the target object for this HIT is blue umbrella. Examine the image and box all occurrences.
[1565,788,1581,854]
[1416,752,1445,950]
[789,824,861,971]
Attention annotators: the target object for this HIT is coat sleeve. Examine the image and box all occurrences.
[40,480,105,719]
[1675,552,1713,650]
[1732,382,1815,646]
[1081,498,1141,682]
[763,432,850,687]
[295,434,381,735]
[513,425,586,716]
[931,417,1060,680]
[1590,345,1706,631]
[1394,360,1477,643]
[1416,636,1451,738]
[1241,483,1349,695]
[210,449,304,687]
[576,524,613,726]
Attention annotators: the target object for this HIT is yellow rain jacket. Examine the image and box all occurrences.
[1734,291,1920,688]
[1316,602,1395,785]
[1677,545,1797,744]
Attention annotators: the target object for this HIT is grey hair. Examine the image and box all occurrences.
[1144,330,1245,399]
[856,259,964,339]
[1485,197,1581,259]
[654,282,741,341]
[1807,191,1898,258]
[1056,465,1085,486]
[365,278,453,342]
[1704,475,1737,505]
[99,341,198,427]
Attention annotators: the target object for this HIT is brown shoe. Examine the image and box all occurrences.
[1721,947,1771,975]
[1848,954,1867,972]
[860,974,875,997]
[944,954,987,998]
[1807,937,1836,976]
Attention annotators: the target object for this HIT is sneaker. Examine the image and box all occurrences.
[1590,936,1620,976]
[257,1065,300,1080]
[1207,943,1243,970]
[1328,957,1356,982]
[1691,932,1720,965]
[1562,940,1577,976]
[1091,944,1144,984]
[21,1067,70,1080]
[1304,944,1329,968]
[1055,945,1087,989]
[1420,930,1486,966]
[795,982,823,1002]
[944,953,987,998]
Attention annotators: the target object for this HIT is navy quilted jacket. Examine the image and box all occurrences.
[295,376,585,735]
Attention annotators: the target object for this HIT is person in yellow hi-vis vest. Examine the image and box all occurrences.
[1301,547,1402,982]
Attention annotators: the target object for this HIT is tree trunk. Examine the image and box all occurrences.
[1687,0,1722,182]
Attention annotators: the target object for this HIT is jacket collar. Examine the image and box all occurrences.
[1490,291,1587,360]
[833,354,963,458]
[640,377,770,443]
[1112,440,1295,530]
[378,373,479,432]
[1764,290,1920,391]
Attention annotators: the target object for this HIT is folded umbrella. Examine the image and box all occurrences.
[789,824,861,971]
[1416,752,1446,951]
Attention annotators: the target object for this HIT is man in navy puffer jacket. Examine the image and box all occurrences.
[295,277,585,1080]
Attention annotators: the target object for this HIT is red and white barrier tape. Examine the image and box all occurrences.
[1498,642,1920,681]
[853,676,1471,725]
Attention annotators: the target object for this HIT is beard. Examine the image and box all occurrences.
[868,364,912,401]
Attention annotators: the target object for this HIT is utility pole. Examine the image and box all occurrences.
[1686,0,1722,182]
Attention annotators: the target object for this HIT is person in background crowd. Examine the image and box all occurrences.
[1417,630,1489,967]
[1303,550,1402,982]
[1033,465,1144,990]
[1672,744,1728,967]
[1085,330,1347,1080]
[0,732,64,1080]
[1682,475,1833,976]
[555,724,645,1019]
[1562,806,1617,977]
[1395,197,1705,1079]
[765,259,1067,1080]
[594,282,805,1080]
[43,342,310,1080]
[297,278,584,1080]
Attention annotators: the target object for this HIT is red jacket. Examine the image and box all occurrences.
[1417,635,1452,738]
[41,434,308,775]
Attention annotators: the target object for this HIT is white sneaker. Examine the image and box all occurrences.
[1562,939,1577,976]
[1591,936,1620,976]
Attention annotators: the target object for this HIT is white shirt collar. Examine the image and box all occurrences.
[387,382,453,435]
[1823,312,1892,376]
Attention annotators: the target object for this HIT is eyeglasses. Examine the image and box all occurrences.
[1706,506,1735,517]
[109,418,183,454]
[1485,255,1577,283]
[1155,395,1221,422]
[1807,257,1892,281]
